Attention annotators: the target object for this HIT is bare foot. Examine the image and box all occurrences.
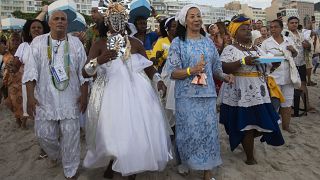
[283,127,296,134]
[46,159,58,168]
[203,170,214,180]
[103,161,114,179]
[245,159,257,165]
[15,118,22,128]
[21,118,27,129]
[307,107,316,113]
[65,172,78,179]
[37,148,48,160]
[65,175,77,179]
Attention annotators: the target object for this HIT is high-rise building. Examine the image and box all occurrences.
[74,0,92,15]
[0,0,94,19]
[0,0,25,17]
[287,0,314,21]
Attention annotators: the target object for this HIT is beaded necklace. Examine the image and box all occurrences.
[47,35,70,91]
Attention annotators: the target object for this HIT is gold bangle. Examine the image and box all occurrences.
[187,67,191,76]
[155,14,160,19]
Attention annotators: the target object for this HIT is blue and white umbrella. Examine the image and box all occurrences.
[1,17,26,30]
[68,12,87,33]
[48,0,77,22]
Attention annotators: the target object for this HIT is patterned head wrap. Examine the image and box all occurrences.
[228,16,251,38]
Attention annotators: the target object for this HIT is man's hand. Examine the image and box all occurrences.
[27,96,38,117]
[157,81,167,98]
[302,40,311,50]
[78,95,88,113]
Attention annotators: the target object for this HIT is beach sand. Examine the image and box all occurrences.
[0,74,320,180]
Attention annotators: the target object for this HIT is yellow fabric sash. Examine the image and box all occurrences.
[267,76,285,103]
[234,72,285,103]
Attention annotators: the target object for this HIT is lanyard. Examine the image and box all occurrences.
[47,35,70,91]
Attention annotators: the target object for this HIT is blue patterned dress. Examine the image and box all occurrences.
[166,36,222,170]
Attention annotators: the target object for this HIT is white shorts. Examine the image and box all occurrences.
[280,84,294,107]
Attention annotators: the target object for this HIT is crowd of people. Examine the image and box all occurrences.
[0,1,319,180]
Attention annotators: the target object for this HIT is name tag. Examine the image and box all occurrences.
[50,64,68,83]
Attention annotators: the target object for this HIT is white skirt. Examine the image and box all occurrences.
[84,54,172,175]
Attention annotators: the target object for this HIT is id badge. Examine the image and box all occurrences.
[50,64,68,82]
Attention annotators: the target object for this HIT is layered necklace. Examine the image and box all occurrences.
[235,41,253,50]
[47,35,70,91]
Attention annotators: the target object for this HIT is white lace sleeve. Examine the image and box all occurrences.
[220,45,238,63]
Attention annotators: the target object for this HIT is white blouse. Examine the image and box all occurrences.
[22,33,89,121]
[220,45,271,107]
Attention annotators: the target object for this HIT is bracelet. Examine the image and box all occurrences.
[84,58,98,76]
[155,14,160,19]
[186,67,191,76]
[240,57,246,65]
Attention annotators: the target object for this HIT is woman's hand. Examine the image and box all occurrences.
[223,74,235,84]
[157,81,167,98]
[191,59,206,74]
[244,56,259,66]
[97,50,118,65]
[286,45,295,53]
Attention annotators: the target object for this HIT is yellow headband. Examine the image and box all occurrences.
[228,20,251,38]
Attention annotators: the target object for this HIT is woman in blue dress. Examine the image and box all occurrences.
[166,4,233,180]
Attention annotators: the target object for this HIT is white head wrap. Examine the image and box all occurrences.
[128,22,137,36]
[164,17,175,30]
[177,4,201,27]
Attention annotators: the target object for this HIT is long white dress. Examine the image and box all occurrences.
[84,54,172,176]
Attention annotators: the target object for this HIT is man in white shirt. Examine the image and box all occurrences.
[23,11,89,179]
[251,19,262,41]
[285,16,314,115]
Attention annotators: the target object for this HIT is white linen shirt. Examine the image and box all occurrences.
[284,31,305,66]
[22,33,89,121]
[260,36,296,85]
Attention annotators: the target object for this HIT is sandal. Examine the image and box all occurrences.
[37,149,48,160]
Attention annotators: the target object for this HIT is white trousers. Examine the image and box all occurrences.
[35,118,80,178]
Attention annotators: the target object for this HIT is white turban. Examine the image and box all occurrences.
[176,4,201,27]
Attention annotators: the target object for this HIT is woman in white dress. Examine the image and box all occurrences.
[82,3,172,180]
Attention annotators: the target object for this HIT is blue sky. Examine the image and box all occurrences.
[191,0,318,9]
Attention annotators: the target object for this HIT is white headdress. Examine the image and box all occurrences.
[176,4,201,27]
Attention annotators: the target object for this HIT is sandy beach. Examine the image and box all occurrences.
[1,74,320,180]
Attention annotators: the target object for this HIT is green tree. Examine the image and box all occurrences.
[80,13,93,26]
[11,11,39,20]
